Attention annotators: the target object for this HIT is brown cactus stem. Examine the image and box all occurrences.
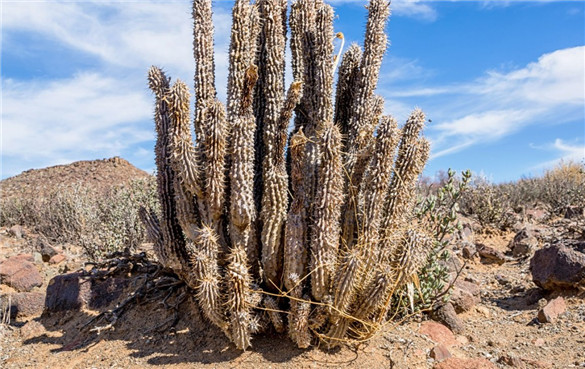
[229,65,260,277]
[166,80,202,242]
[334,44,362,145]
[283,129,309,291]
[225,245,254,350]
[192,0,217,140]
[263,296,285,333]
[344,0,390,203]
[341,95,385,249]
[138,207,164,264]
[147,66,188,270]
[256,0,288,288]
[289,291,312,348]
[190,226,229,335]
[310,124,344,301]
[202,99,229,239]
[380,110,428,246]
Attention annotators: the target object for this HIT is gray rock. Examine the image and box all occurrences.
[0,292,45,319]
[433,302,464,334]
[530,243,585,290]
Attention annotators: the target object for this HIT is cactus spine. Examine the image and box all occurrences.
[144,0,436,350]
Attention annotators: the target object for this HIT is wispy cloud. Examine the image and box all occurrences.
[2,73,153,177]
[530,138,585,170]
[417,46,585,158]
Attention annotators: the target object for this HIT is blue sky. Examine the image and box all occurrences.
[1,0,584,182]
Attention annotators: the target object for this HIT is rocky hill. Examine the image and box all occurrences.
[0,157,150,200]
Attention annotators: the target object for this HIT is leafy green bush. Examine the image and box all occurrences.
[393,169,471,314]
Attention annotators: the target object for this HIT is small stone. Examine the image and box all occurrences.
[456,335,469,345]
[39,240,58,262]
[430,344,452,362]
[450,280,480,313]
[533,338,545,347]
[433,302,464,334]
[8,225,24,239]
[49,254,66,265]
[477,243,507,265]
[537,297,566,323]
[461,243,478,261]
[498,355,525,367]
[419,321,457,347]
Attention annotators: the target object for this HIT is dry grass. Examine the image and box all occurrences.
[0,177,159,260]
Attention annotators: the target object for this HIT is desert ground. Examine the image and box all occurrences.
[1,158,584,369]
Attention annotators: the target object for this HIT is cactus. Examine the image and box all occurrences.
[143,0,438,351]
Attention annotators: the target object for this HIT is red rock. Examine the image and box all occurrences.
[0,257,43,292]
[433,357,497,369]
[419,321,457,347]
[11,254,34,262]
[49,254,66,265]
[0,292,45,318]
[430,344,452,362]
[532,338,545,346]
[537,297,566,323]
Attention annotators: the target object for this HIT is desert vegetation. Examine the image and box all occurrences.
[1,1,584,366]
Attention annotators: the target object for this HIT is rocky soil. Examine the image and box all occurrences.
[1,160,584,368]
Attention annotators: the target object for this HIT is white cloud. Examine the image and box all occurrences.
[2,73,153,177]
[418,46,585,158]
[531,139,585,170]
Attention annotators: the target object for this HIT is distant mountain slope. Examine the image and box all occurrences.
[1,157,151,200]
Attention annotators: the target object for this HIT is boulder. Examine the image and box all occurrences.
[0,292,45,319]
[49,254,66,265]
[39,239,58,263]
[0,256,43,292]
[537,297,566,323]
[477,243,506,265]
[530,243,585,290]
[8,225,24,239]
[45,272,131,312]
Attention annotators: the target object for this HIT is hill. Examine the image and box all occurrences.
[0,157,150,200]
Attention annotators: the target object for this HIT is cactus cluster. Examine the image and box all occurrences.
[142,0,434,350]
